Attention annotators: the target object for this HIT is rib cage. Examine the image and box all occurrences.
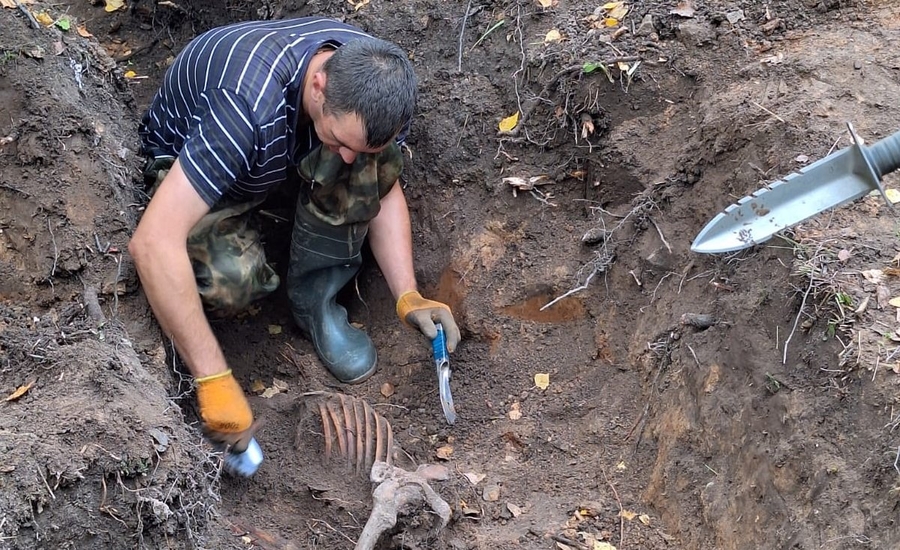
[302,391,393,475]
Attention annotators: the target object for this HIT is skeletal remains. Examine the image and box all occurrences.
[301,392,452,550]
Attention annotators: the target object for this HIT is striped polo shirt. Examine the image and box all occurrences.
[139,18,375,207]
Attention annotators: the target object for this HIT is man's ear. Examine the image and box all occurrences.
[311,71,328,105]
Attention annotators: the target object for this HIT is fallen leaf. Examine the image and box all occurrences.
[76,24,93,38]
[380,382,395,397]
[639,514,651,525]
[595,543,617,550]
[260,378,288,398]
[348,0,369,10]
[482,484,501,501]
[862,269,885,284]
[536,0,557,7]
[507,502,523,517]
[55,15,70,30]
[6,379,35,402]
[887,188,900,204]
[508,401,522,420]
[104,0,125,12]
[620,509,637,521]
[435,445,454,460]
[544,29,563,43]
[604,17,619,27]
[498,112,519,132]
[250,379,266,394]
[534,373,550,390]
[795,154,809,163]
[670,0,695,17]
[33,11,53,25]
[606,2,628,20]
[890,297,900,308]
[463,472,486,485]
[124,70,138,79]
[267,324,282,335]
[837,249,852,262]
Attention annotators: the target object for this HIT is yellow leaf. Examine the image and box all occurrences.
[620,509,637,521]
[544,29,562,43]
[250,379,266,394]
[6,380,35,402]
[537,0,557,6]
[76,24,93,38]
[617,62,630,72]
[889,297,900,308]
[609,4,629,19]
[34,11,53,25]
[604,17,619,27]
[601,1,623,9]
[498,112,519,132]
[887,188,900,204]
[104,0,125,12]
[435,445,454,460]
[123,70,137,79]
[594,543,617,550]
[268,324,282,335]
[534,373,550,390]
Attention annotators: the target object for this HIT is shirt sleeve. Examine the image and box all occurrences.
[179,88,257,207]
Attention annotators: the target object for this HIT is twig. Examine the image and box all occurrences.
[541,267,599,311]
[457,0,473,73]
[550,534,588,550]
[47,217,58,280]
[15,0,40,29]
[687,344,700,366]
[894,446,900,477]
[648,217,672,253]
[601,469,625,548]
[36,467,56,500]
[750,100,786,123]
[782,249,821,365]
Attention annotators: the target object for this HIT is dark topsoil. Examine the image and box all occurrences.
[2,0,900,549]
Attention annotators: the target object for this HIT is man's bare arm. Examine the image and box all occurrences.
[129,159,229,378]
[368,182,417,299]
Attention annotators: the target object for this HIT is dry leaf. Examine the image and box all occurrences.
[638,514,651,525]
[380,382,395,397]
[837,249,852,262]
[6,380,35,402]
[862,269,885,284]
[536,0,558,7]
[250,379,266,394]
[616,461,627,470]
[34,11,53,25]
[544,29,563,43]
[348,0,370,10]
[534,373,550,390]
[261,378,287,398]
[604,17,619,27]
[435,445,454,460]
[508,401,522,420]
[463,472,486,485]
[889,297,900,308]
[620,509,637,521]
[498,112,519,132]
[606,2,628,19]
[76,24,94,38]
[887,188,900,204]
[124,70,138,79]
[670,0,695,17]
[104,0,125,12]
[506,502,523,517]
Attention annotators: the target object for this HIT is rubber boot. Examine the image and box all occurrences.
[287,202,376,384]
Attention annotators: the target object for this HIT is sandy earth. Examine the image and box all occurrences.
[2,0,900,548]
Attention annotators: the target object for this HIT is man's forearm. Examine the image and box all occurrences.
[133,245,229,379]
[369,183,418,299]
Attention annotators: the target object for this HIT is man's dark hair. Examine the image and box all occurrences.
[322,38,417,148]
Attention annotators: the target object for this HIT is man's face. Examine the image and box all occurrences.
[314,112,386,165]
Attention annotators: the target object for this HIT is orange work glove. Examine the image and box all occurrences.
[195,369,254,443]
[396,290,461,352]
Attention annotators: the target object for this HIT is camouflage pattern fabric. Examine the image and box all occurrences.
[141,157,280,318]
[297,142,403,226]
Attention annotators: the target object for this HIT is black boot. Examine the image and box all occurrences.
[287,202,376,383]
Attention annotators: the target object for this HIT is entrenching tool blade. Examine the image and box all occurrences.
[691,123,900,254]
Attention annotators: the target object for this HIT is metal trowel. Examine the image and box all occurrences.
[691,123,900,254]
[432,323,457,425]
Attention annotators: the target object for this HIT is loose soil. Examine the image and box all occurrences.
[2,0,900,549]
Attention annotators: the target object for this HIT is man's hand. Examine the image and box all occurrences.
[195,370,254,449]
[396,291,461,351]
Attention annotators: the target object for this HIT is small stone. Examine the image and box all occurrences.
[853,60,862,70]
[634,14,655,37]
[482,484,501,502]
[581,227,608,246]
[725,9,745,24]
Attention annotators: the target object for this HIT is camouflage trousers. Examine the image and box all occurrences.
[142,157,279,318]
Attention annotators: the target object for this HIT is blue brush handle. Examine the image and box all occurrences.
[432,323,449,366]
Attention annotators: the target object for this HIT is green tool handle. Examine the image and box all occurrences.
[867,130,900,179]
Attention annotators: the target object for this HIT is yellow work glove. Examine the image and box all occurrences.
[195,370,254,447]
[396,291,461,352]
